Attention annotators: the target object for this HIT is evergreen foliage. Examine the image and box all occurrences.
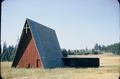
[1,42,16,61]
[1,42,119,61]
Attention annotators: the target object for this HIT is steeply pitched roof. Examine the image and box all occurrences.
[12,18,63,68]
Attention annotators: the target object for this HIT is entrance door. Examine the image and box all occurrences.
[36,59,40,68]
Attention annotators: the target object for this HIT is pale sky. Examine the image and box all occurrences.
[1,0,119,49]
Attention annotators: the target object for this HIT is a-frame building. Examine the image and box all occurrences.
[12,18,63,68]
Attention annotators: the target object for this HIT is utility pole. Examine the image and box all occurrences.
[0,0,4,79]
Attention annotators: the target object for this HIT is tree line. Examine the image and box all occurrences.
[62,42,120,57]
[0,42,16,61]
[0,42,120,61]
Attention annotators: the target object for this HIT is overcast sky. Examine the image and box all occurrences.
[1,0,119,49]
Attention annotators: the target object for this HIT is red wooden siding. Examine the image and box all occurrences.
[17,38,43,68]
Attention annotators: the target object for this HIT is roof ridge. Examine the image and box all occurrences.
[26,18,55,31]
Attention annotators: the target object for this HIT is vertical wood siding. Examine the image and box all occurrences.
[17,38,43,68]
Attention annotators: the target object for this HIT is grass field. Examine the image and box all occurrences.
[1,54,120,79]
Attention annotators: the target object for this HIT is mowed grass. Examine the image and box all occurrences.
[1,54,120,79]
